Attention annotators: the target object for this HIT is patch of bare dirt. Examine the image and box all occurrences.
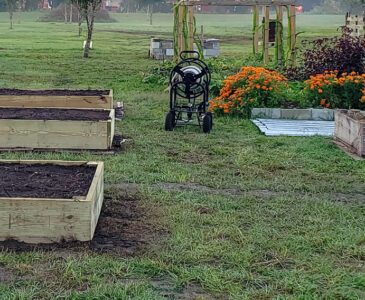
[166,150,208,164]
[155,182,279,199]
[0,265,15,284]
[0,184,167,256]
[155,182,244,196]
[334,193,365,204]
[165,283,220,300]
[120,278,221,300]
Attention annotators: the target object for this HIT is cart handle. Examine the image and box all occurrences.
[180,51,201,60]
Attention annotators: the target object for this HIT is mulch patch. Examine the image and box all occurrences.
[0,89,109,96]
[0,186,167,256]
[0,107,111,121]
[0,163,96,199]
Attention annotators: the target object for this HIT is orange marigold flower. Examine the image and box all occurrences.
[318,89,323,94]
[320,99,326,106]
[250,99,254,103]
[325,103,330,108]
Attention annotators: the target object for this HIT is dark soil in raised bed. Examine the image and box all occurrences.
[0,163,96,199]
[0,108,111,121]
[0,89,109,96]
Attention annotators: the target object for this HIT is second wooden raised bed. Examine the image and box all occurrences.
[0,107,115,150]
[0,89,113,110]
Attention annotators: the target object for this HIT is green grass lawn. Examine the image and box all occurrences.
[0,12,364,299]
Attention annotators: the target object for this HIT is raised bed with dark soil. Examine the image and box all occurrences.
[0,89,110,96]
[0,163,96,199]
[0,187,167,254]
[0,107,111,121]
[0,107,115,150]
[0,89,113,110]
[0,160,104,243]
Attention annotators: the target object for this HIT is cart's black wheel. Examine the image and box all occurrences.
[165,111,176,131]
[203,112,213,133]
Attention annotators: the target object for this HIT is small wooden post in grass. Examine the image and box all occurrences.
[264,5,270,64]
[253,5,260,54]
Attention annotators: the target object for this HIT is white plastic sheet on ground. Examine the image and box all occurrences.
[251,119,335,137]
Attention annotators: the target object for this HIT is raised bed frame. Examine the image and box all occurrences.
[334,110,365,157]
[0,160,104,244]
[0,90,113,110]
[0,109,115,150]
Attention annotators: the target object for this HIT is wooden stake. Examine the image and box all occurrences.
[264,5,269,64]
[178,5,185,54]
[277,5,283,63]
[253,5,260,54]
[188,5,194,53]
[290,5,296,65]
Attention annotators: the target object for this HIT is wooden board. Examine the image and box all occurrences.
[334,110,365,157]
[0,109,115,150]
[0,90,113,110]
[0,160,104,244]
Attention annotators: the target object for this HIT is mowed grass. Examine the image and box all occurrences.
[0,12,364,299]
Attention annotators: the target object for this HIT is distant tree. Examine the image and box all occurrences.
[297,0,322,11]
[6,0,17,29]
[341,0,365,12]
[138,0,162,25]
[71,0,102,58]
[25,0,39,10]
[120,0,138,13]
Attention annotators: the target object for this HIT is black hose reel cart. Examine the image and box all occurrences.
[165,51,213,133]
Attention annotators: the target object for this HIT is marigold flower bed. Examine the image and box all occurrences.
[303,71,365,109]
[209,67,289,118]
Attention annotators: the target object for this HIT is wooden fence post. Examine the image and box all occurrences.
[253,5,260,54]
[290,5,296,65]
[188,5,194,53]
[264,5,269,64]
[178,5,185,55]
[277,5,283,64]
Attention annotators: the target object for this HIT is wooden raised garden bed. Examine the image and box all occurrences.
[334,110,365,157]
[0,107,115,150]
[0,89,113,110]
[0,160,104,243]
